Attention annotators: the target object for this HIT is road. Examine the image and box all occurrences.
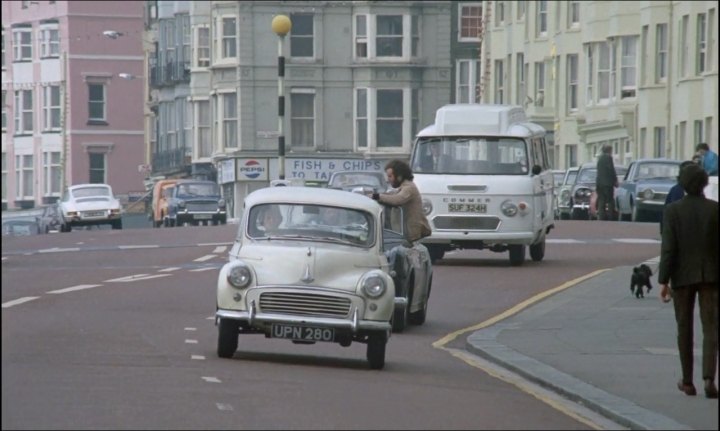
[1,220,662,429]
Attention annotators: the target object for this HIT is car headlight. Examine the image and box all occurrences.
[421,198,433,216]
[361,275,386,298]
[641,189,654,200]
[501,200,518,217]
[218,198,226,208]
[227,263,252,288]
[560,189,570,202]
[178,200,186,208]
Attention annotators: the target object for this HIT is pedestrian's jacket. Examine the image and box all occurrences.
[596,153,617,188]
[377,179,432,242]
[658,195,719,288]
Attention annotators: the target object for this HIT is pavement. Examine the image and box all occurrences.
[466,258,719,430]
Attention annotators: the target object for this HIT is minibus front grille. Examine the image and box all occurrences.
[432,216,500,230]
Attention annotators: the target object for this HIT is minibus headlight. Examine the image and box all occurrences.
[501,200,518,217]
[422,199,433,216]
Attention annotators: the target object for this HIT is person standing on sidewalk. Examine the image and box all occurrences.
[596,144,618,221]
[659,163,719,399]
[695,143,718,176]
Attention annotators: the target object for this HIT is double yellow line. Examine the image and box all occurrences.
[433,269,609,429]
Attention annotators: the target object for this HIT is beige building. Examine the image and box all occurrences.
[481,0,718,169]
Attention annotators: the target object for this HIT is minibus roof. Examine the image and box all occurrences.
[417,104,544,138]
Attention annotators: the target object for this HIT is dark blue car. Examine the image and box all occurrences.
[615,158,682,222]
[166,180,227,226]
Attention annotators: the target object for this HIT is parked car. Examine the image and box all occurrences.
[327,171,390,193]
[570,163,627,220]
[2,217,41,237]
[36,203,62,233]
[616,159,682,222]
[166,180,227,226]
[557,167,579,220]
[150,179,180,227]
[59,184,123,231]
[215,187,433,369]
[551,169,566,220]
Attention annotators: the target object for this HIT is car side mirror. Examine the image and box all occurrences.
[532,165,542,176]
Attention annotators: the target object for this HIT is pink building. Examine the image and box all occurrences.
[1,0,145,210]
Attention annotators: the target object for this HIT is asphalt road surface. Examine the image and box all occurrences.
[2,220,662,429]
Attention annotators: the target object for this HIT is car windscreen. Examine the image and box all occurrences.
[2,221,38,236]
[553,173,565,185]
[246,203,374,247]
[411,136,529,175]
[565,170,578,185]
[634,163,679,180]
[577,168,597,183]
[71,187,111,198]
[330,173,385,189]
[175,183,220,197]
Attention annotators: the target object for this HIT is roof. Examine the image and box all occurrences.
[417,103,544,138]
[245,186,382,213]
[631,158,682,164]
[68,183,111,190]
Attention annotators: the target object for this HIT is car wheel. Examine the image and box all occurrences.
[111,220,122,230]
[631,204,643,222]
[427,246,445,263]
[366,332,387,370]
[409,275,431,326]
[392,280,411,333]
[509,244,525,266]
[60,223,71,233]
[217,318,239,359]
[529,239,545,262]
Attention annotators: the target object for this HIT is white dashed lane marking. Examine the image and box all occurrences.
[184,327,197,331]
[198,242,232,247]
[185,339,198,344]
[118,245,160,250]
[216,403,234,411]
[189,267,217,272]
[202,377,222,383]
[2,297,40,308]
[547,239,584,244]
[104,274,172,283]
[47,284,102,294]
[38,247,81,253]
[193,255,216,262]
[612,238,660,244]
[212,246,227,254]
[191,355,206,360]
[158,267,181,272]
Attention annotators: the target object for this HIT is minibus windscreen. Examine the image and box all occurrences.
[411,137,529,175]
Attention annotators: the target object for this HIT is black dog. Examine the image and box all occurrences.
[630,264,653,298]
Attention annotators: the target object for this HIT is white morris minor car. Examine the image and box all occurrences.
[216,187,431,370]
[59,184,122,231]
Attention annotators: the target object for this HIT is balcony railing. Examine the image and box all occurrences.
[152,148,191,174]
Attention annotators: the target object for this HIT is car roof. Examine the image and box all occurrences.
[245,186,382,213]
[69,183,111,190]
[631,158,682,164]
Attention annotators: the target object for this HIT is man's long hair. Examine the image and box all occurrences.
[385,159,414,182]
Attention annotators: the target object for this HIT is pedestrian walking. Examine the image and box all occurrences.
[696,143,718,176]
[596,144,618,221]
[658,163,719,399]
[370,159,431,243]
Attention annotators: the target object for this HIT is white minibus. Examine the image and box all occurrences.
[410,104,555,266]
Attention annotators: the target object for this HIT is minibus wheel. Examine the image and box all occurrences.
[530,239,545,261]
[509,245,525,266]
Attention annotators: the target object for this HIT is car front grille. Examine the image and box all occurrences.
[259,292,351,318]
[432,216,500,230]
[186,202,218,212]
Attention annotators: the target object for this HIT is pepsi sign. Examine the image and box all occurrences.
[237,159,268,181]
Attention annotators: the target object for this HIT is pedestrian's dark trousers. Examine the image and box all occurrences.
[672,284,719,384]
[596,185,615,220]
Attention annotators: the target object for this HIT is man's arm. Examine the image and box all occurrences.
[658,204,676,286]
[376,185,414,207]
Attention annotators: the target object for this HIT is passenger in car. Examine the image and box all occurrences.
[259,206,282,232]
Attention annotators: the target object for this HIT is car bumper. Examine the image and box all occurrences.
[572,202,591,210]
[422,231,537,245]
[177,211,226,224]
[65,214,121,225]
[216,301,392,334]
[635,200,665,213]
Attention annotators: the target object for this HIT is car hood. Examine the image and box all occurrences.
[632,178,675,191]
[572,182,595,191]
[175,196,220,202]
[237,242,383,291]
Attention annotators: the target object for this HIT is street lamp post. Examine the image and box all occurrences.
[271,15,291,180]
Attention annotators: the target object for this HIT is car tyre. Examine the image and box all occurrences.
[427,246,445,263]
[631,204,644,222]
[409,275,431,326]
[366,333,387,370]
[111,220,122,230]
[509,244,525,266]
[60,223,71,233]
[217,318,239,359]
[529,239,545,262]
